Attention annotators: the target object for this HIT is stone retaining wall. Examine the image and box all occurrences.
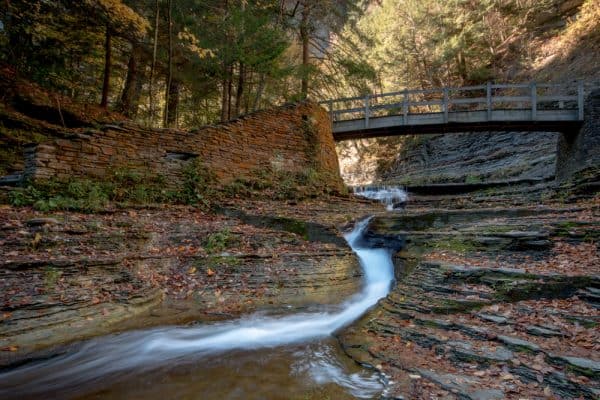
[24,101,344,190]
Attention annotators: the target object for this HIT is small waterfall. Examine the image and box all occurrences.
[353,185,409,211]
[0,218,395,399]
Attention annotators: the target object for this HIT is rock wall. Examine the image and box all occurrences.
[23,101,344,190]
[379,131,558,185]
[555,89,600,181]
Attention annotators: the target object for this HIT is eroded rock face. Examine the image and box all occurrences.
[339,201,600,399]
[381,131,558,185]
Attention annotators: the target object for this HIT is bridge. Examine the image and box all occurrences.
[321,82,585,141]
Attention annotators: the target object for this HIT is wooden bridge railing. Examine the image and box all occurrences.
[320,82,585,128]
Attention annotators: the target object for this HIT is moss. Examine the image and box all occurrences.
[5,162,218,211]
[483,225,517,234]
[203,229,234,254]
[201,255,242,272]
[428,237,477,253]
[274,217,309,240]
[431,298,487,313]
[465,175,483,184]
[220,165,340,201]
[564,316,597,329]
[493,276,593,302]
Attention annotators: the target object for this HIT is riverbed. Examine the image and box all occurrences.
[0,215,397,399]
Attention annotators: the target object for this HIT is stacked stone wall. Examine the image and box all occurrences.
[24,101,344,190]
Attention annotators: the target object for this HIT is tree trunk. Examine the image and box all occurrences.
[253,72,265,111]
[131,60,145,118]
[164,0,173,127]
[300,3,310,99]
[456,51,468,83]
[166,78,180,127]
[100,24,112,108]
[220,0,231,122]
[227,64,233,120]
[234,62,245,117]
[119,44,142,117]
[149,0,160,125]
[220,65,230,122]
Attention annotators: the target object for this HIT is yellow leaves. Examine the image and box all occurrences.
[178,29,216,59]
[31,232,42,248]
[85,0,150,36]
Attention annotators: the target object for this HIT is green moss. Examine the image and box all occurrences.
[431,298,487,313]
[5,160,220,211]
[43,266,62,288]
[564,316,597,329]
[220,165,339,201]
[274,217,308,239]
[428,237,477,253]
[465,175,483,184]
[203,228,234,254]
[198,255,242,273]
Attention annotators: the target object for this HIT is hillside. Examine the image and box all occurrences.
[336,0,600,186]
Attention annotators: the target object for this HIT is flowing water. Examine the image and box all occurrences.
[353,186,408,211]
[0,218,396,399]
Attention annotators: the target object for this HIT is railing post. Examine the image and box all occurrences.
[531,82,537,120]
[486,82,492,121]
[578,81,584,121]
[364,94,370,129]
[443,87,449,123]
[328,99,334,122]
[402,89,408,125]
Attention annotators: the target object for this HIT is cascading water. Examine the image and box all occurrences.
[353,186,408,211]
[0,217,396,399]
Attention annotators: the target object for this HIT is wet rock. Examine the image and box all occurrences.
[447,340,513,364]
[577,287,600,305]
[510,366,598,399]
[416,369,504,400]
[470,389,505,400]
[476,313,509,325]
[25,218,60,227]
[497,335,540,352]
[359,230,405,251]
[548,355,600,378]
[526,325,564,337]
[379,395,405,400]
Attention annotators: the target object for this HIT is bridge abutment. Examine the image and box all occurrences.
[555,89,600,182]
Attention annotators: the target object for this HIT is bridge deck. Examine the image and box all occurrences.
[321,82,585,141]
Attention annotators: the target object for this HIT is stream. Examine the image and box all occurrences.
[0,204,400,399]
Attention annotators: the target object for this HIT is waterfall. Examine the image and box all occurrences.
[353,185,409,211]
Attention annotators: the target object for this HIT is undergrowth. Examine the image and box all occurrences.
[6,162,345,212]
[222,166,343,200]
[7,159,217,212]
